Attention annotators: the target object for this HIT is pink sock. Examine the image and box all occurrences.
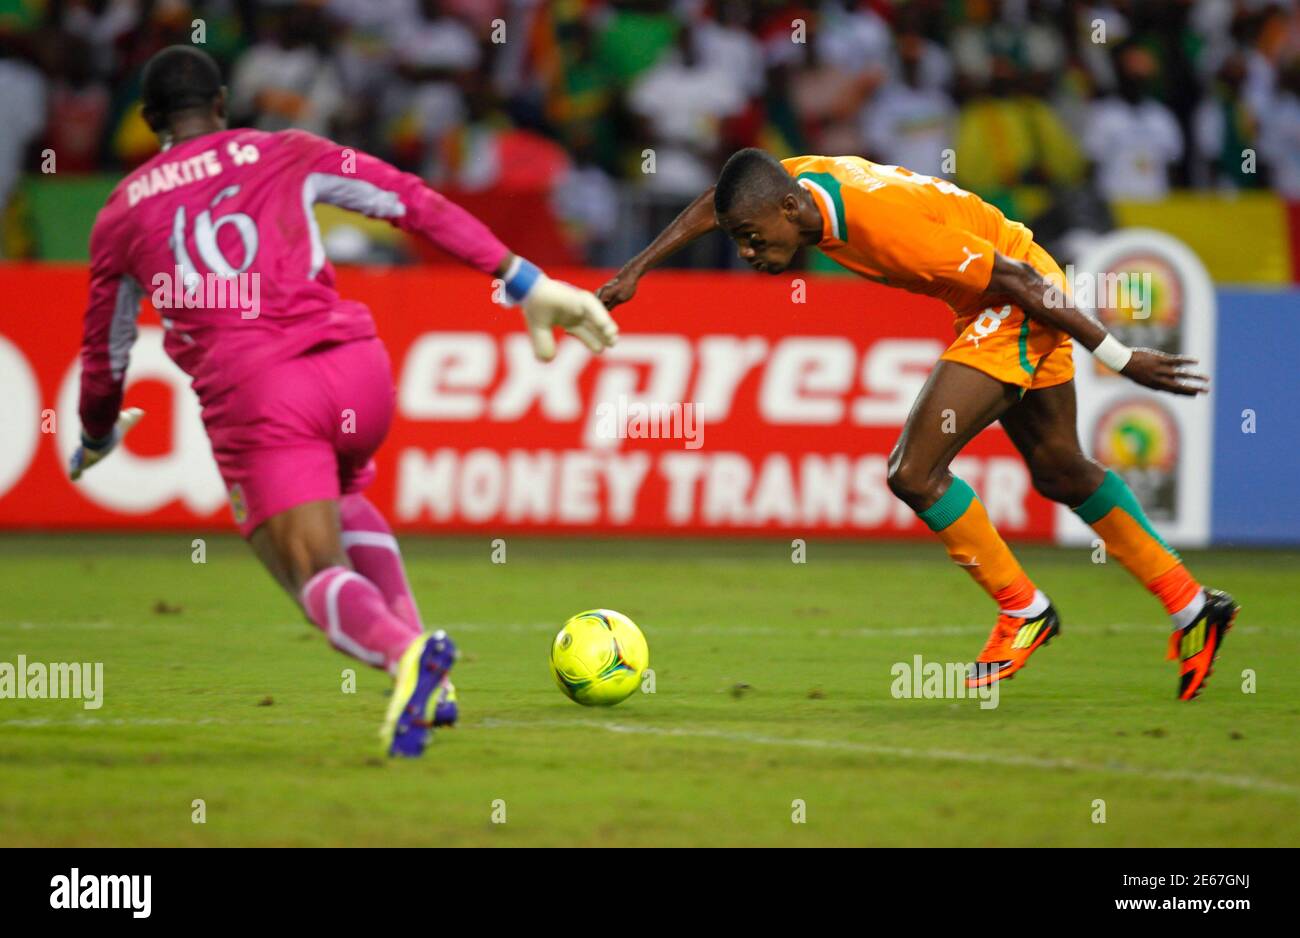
[300,566,418,673]
[339,494,422,634]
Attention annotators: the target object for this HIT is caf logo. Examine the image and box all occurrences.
[1094,252,1183,374]
[1093,399,1179,518]
[229,484,248,525]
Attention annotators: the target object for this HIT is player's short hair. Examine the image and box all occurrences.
[141,45,223,122]
[714,148,797,219]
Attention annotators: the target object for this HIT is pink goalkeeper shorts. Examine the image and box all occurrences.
[202,338,396,536]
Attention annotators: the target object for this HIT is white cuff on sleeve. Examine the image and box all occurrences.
[1093,334,1133,372]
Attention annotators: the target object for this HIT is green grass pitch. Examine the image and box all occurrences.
[1,534,1297,847]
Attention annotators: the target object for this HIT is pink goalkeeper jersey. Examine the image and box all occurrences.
[79,128,510,439]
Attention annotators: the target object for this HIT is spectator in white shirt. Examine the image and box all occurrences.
[861,34,955,177]
[691,0,764,98]
[1260,59,1300,198]
[228,5,345,136]
[627,29,746,198]
[815,0,892,80]
[384,0,483,159]
[0,52,45,255]
[1084,43,1184,201]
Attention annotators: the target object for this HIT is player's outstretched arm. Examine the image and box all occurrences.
[295,132,616,362]
[495,254,619,361]
[597,186,718,311]
[987,253,1210,396]
[74,211,149,479]
[70,408,146,480]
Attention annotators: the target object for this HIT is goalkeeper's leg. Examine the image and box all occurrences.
[249,499,455,756]
[336,493,457,727]
[339,492,423,634]
[215,338,454,752]
[249,499,418,674]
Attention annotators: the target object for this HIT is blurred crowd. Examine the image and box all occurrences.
[4,0,1300,265]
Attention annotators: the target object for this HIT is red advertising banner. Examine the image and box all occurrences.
[0,263,1057,538]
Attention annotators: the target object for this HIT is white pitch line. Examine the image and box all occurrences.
[424,621,1215,638]
[474,717,1300,797]
[4,620,1265,640]
[0,716,317,728]
[6,713,1295,797]
[8,621,117,630]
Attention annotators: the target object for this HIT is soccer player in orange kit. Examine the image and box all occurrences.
[599,149,1236,700]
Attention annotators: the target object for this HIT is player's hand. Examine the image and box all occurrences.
[521,276,619,361]
[596,267,641,312]
[1120,349,1209,396]
[69,407,145,481]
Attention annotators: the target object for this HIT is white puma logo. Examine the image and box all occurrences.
[958,246,983,273]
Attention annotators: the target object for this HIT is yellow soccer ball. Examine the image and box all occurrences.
[549,609,649,707]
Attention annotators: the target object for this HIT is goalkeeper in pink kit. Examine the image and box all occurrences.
[71,46,618,757]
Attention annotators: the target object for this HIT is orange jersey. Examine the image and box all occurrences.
[781,155,1037,315]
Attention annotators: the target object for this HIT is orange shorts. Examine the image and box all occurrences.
[939,243,1075,391]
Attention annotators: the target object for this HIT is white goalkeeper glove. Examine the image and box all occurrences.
[69,407,145,481]
[501,256,618,361]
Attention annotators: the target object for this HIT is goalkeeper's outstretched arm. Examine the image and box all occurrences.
[296,132,618,363]
[494,253,618,362]
[597,186,717,311]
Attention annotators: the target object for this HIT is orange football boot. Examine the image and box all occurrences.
[965,603,1061,689]
[1168,589,1238,701]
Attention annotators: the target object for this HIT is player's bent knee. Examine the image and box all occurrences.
[1030,454,1099,505]
[276,534,349,595]
[258,502,350,594]
[886,458,943,507]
